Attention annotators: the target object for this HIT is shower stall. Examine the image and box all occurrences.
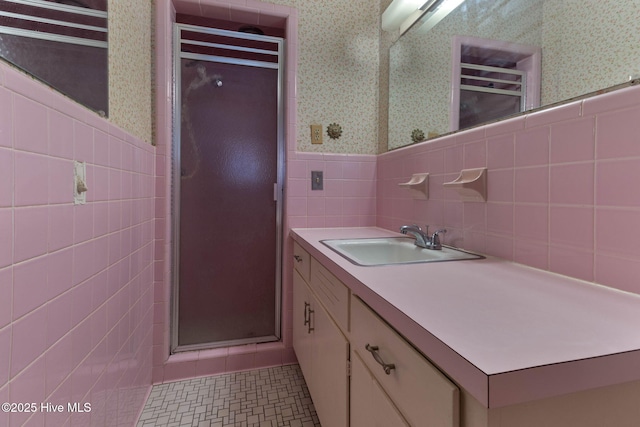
[171,23,284,352]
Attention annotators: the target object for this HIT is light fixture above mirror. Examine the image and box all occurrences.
[413,0,464,34]
[381,0,427,32]
[382,0,465,35]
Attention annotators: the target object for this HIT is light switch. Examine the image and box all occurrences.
[74,161,88,205]
[311,171,323,190]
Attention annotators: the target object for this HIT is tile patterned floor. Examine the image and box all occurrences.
[136,365,321,427]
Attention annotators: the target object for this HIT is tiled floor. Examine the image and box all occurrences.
[136,364,321,427]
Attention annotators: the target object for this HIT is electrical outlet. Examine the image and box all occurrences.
[311,124,323,144]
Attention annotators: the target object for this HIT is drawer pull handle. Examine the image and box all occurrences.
[294,255,303,263]
[365,344,396,375]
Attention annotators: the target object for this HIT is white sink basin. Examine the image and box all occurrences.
[322,237,483,266]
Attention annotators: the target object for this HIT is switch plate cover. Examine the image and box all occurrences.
[311,171,323,190]
[74,161,87,205]
[311,124,323,144]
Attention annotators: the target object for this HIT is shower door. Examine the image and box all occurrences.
[172,24,284,351]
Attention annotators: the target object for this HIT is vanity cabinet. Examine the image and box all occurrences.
[292,230,640,427]
[350,350,410,427]
[292,243,349,427]
[293,242,460,427]
[351,296,460,427]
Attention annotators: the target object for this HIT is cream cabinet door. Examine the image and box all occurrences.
[351,350,410,427]
[311,293,349,427]
[293,270,313,388]
[294,269,349,427]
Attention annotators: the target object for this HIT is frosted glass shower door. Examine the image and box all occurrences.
[176,57,281,349]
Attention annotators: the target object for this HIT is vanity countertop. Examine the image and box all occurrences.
[291,227,640,408]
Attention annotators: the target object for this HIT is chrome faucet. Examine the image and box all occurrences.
[400,225,447,250]
[400,224,430,248]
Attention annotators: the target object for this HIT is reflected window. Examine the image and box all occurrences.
[0,0,108,115]
[452,36,540,131]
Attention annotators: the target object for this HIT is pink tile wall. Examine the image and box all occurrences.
[286,152,377,229]
[377,84,640,295]
[0,61,155,426]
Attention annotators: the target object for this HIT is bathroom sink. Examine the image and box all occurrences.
[321,237,484,266]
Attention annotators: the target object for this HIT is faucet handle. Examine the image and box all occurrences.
[424,225,429,235]
[431,229,447,247]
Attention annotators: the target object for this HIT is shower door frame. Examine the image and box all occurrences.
[170,23,285,353]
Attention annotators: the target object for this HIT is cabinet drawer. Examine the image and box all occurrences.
[293,241,311,282]
[351,297,459,427]
[310,258,350,334]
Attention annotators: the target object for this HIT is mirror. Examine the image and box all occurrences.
[0,0,108,115]
[388,0,640,150]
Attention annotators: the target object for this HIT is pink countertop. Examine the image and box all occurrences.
[291,227,640,408]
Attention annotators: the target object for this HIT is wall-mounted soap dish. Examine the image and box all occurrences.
[398,173,429,199]
[443,167,487,202]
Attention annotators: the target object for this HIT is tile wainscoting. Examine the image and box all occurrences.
[0,61,155,426]
[377,84,640,295]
